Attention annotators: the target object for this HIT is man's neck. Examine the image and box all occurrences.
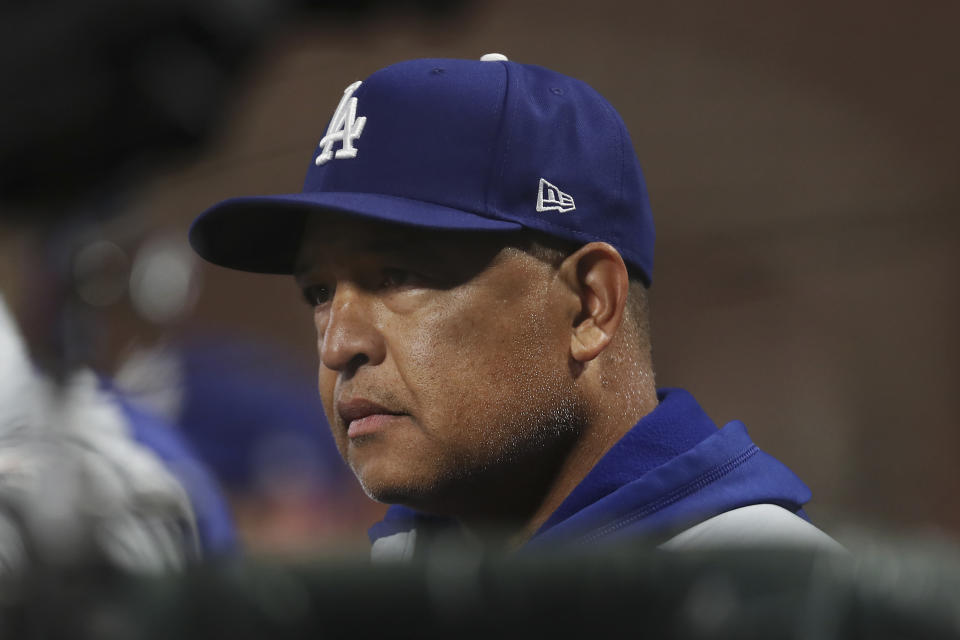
[506,391,658,547]
[445,387,658,550]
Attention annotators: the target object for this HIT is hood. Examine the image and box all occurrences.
[369,389,811,552]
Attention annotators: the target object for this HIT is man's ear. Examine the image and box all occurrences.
[558,242,629,363]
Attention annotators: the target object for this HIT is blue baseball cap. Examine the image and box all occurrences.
[189,54,656,285]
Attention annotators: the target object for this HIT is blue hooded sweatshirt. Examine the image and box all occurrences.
[368,388,813,553]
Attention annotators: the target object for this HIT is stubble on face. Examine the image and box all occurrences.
[399,274,589,517]
[300,220,589,523]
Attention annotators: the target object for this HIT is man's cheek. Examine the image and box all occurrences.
[318,371,334,400]
[317,376,337,423]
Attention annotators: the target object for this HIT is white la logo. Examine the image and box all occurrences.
[315,81,367,166]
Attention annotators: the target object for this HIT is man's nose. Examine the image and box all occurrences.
[318,284,386,374]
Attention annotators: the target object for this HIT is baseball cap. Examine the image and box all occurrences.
[189,53,656,285]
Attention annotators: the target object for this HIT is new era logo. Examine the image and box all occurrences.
[315,81,367,166]
[536,178,575,213]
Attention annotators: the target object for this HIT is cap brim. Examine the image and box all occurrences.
[189,191,524,274]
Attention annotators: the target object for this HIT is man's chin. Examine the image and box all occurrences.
[350,458,429,504]
[351,466,450,513]
[357,481,437,511]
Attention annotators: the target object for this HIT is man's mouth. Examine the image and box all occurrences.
[337,398,406,438]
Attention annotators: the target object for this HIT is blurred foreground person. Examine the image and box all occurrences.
[0,227,235,574]
[190,55,841,558]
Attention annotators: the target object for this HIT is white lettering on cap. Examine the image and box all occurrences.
[316,81,367,166]
[537,178,575,213]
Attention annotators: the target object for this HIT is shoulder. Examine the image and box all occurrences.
[118,396,238,555]
[659,504,844,553]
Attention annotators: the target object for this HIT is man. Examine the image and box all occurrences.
[190,54,839,557]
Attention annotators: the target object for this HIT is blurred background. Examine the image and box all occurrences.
[2,0,957,557]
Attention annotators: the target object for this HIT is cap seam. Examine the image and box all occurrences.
[594,93,625,211]
[201,191,532,228]
[487,61,514,216]
[282,189,501,218]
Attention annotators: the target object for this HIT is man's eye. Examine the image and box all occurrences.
[302,284,332,306]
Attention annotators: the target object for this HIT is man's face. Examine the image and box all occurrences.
[295,216,584,517]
